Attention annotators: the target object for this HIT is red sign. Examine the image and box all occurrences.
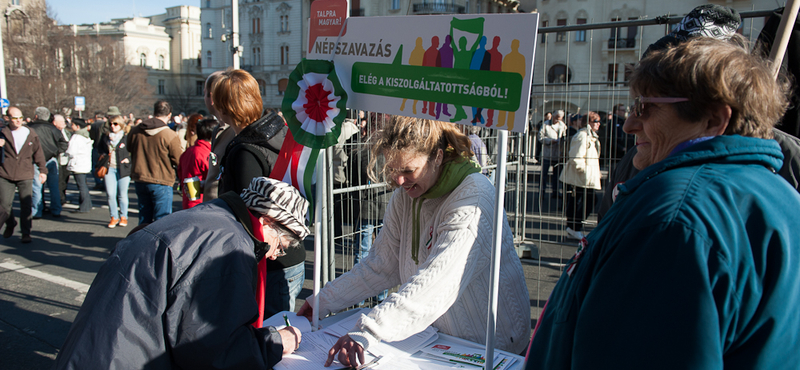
[308,0,348,53]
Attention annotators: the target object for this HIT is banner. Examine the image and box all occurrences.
[308,13,539,132]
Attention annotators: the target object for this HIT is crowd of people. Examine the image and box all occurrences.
[2,3,800,369]
[0,102,227,242]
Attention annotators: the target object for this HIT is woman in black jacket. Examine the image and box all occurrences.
[98,115,132,228]
[213,69,306,317]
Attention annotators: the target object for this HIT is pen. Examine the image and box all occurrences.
[283,314,292,327]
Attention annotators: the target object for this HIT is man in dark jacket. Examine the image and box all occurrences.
[28,106,68,218]
[127,100,182,224]
[0,107,48,243]
[53,177,308,370]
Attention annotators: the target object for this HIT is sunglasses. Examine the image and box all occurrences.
[10,116,24,120]
[110,122,121,126]
[632,96,689,117]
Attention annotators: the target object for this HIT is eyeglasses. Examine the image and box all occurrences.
[272,235,287,258]
[632,96,689,117]
[10,116,23,120]
[264,222,288,258]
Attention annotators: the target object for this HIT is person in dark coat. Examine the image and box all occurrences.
[28,106,68,218]
[52,177,308,370]
[0,107,48,243]
[213,69,305,318]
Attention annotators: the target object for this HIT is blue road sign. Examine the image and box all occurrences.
[0,98,9,108]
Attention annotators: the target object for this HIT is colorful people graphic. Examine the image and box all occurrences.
[423,36,442,117]
[400,37,426,114]
[484,36,503,127]
[435,35,454,120]
[497,39,526,131]
[469,36,490,125]
[450,18,484,123]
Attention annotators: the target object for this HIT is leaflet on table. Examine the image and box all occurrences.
[419,342,516,369]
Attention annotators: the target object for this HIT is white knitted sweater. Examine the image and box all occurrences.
[315,173,531,354]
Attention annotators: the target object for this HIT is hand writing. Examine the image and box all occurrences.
[278,326,302,355]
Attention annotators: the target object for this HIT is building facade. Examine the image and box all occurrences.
[68,5,204,114]
[531,0,778,118]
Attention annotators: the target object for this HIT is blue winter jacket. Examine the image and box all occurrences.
[526,135,800,369]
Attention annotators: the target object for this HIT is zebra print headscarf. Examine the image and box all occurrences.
[240,177,310,239]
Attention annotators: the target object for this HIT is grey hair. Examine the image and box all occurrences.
[35,107,50,121]
[555,109,565,118]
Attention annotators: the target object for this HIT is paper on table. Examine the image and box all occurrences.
[263,310,313,333]
[368,326,439,358]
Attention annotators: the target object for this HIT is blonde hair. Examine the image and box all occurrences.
[369,116,473,187]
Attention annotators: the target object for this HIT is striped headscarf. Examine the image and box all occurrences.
[240,177,310,239]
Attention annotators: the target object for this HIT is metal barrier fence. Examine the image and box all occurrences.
[317,8,777,314]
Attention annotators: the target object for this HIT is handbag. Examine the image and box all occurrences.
[95,153,109,178]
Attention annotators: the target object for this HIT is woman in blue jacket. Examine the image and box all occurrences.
[526,37,800,369]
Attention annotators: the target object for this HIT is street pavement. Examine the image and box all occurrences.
[0,178,567,369]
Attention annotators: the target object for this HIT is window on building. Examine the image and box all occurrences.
[158,55,165,69]
[11,0,19,5]
[278,78,288,95]
[540,20,548,44]
[206,23,212,38]
[626,18,638,48]
[548,64,571,83]
[158,79,166,95]
[280,45,289,65]
[607,63,619,85]
[556,18,567,42]
[391,0,400,10]
[252,47,261,65]
[280,15,289,32]
[207,51,212,67]
[140,53,147,67]
[609,17,622,48]
[575,18,587,42]
[252,17,261,33]
[257,79,267,96]
[196,81,204,96]
[206,0,211,8]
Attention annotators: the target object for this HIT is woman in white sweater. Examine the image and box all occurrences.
[298,117,530,367]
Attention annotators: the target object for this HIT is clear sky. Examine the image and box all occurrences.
[47,0,197,25]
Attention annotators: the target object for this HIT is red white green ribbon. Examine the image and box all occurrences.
[274,59,348,219]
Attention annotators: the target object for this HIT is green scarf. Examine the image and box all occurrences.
[74,128,90,140]
[410,158,481,264]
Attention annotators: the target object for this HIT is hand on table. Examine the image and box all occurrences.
[278,326,302,355]
[325,334,364,368]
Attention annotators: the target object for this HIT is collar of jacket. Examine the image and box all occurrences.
[618,135,784,196]
[219,191,271,260]
[224,112,285,156]
[139,117,168,130]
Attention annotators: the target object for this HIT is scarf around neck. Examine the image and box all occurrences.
[109,131,124,148]
[410,158,481,264]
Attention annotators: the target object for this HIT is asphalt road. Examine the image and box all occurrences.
[0,179,565,369]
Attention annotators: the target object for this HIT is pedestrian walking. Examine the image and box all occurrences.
[99,115,131,228]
